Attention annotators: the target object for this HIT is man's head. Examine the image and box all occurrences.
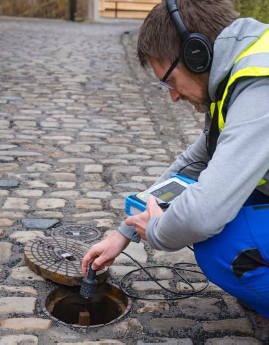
[137,0,238,111]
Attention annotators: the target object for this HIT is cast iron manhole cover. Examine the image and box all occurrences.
[24,237,109,286]
[51,224,101,244]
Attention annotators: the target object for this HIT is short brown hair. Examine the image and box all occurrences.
[137,0,239,68]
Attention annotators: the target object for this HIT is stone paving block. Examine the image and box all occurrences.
[50,190,80,198]
[152,247,197,264]
[84,164,103,173]
[111,165,141,174]
[0,190,9,196]
[0,285,37,295]
[149,318,196,331]
[177,282,223,293]
[0,163,19,171]
[137,300,170,313]
[0,297,36,314]
[203,319,254,335]
[113,318,143,333]
[21,218,60,229]
[132,280,170,292]
[95,219,114,227]
[15,189,43,197]
[48,173,76,181]
[75,199,102,210]
[0,334,38,344]
[132,176,157,183]
[115,242,148,264]
[138,339,193,345]
[147,167,167,175]
[72,211,116,219]
[110,199,125,209]
[116,182,147,194]
[109,265,140,277]
[26,163,52,172]
[0,219,15,227]
[0,151,41,157]
[10,230,45,244]
[58,158,95,164]
[0,243,12,261]
[0,212,25,219]
[80,182,106,189]
[222,295,246,317]
[86,191,112,199]
[56,182,76,189]
[34,211,64,218]
[3,197,29,210]
[99,146,128,153]
[10,266,44,281]
[36,198,66,209]
[58,341,124,345]
[1,317,51,331]
[177,297,221,320]
[27,180,49,188]
[64,144,91,153]
[205,337,263,344]
[0,179,19,188]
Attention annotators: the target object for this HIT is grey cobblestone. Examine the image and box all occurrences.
[0,16,268,344]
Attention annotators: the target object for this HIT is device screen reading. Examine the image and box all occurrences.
[150,181,186,203]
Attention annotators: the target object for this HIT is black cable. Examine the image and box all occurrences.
[177,161,208,175]
[119,161,209,300]
[120,251,209,301]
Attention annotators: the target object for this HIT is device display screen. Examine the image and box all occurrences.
[150,181,186,203]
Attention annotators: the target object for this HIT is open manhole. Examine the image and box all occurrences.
[44,283,131,328]
[24,237,109,286]
[51,224,101,244]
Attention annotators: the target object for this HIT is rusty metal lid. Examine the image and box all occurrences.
[24,237,109,286]
[50,224,101,244]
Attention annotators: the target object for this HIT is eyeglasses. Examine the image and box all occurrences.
[160,55,180,90]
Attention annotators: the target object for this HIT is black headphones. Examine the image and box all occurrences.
[166,0,213,74]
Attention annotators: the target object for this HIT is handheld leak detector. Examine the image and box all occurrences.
[125,174,196,216]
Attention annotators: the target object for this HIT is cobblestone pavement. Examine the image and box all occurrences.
[0,17,269,345]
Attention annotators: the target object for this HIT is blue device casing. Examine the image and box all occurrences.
[125,174,196,216]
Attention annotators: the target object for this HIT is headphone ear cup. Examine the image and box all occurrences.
[182,34,213,74]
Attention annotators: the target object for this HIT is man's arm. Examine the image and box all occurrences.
[146,78,269,251]
[118,127,210,242]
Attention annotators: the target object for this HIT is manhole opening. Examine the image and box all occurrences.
[44,283,131,328]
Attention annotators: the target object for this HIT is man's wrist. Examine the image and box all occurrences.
[118,223,141,243]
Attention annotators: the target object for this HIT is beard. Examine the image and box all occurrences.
[194,102,211,113]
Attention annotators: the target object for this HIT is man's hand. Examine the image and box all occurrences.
[125,196,163,240]
[82,232,130,273]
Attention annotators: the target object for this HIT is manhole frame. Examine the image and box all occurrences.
[51,223,102,244]
[42,282,132,329]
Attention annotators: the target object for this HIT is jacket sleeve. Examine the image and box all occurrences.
[118,124,210,242]
[146,78,269,251]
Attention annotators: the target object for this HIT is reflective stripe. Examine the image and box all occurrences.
[218,66,269,130]
[233,53,269,75]
[258,179,267,186]
[210,30,269,187]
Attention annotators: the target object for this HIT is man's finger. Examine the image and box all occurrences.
[82,253,93,275]
[92,253,110,270]
[125,215,138,227]
[146,195,163,217]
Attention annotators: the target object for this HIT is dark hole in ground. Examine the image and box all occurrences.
[44,283,130,327]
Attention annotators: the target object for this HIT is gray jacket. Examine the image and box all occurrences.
[119,18,269,251]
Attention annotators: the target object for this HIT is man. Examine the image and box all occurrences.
[82,0,269,318]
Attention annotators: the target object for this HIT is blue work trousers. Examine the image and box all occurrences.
[194,190,269,318]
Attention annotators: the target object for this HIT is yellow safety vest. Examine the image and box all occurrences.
[210,29,269,186]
